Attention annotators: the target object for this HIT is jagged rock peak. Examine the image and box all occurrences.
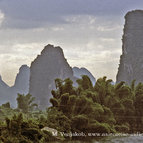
[125,10,143,18]
[29,44,74,109]
[19,64,29,71]
[0,65,30,108]
[0,75,9,88]
[14,65,30,86]
[13,64,30,94]
[73,67,96,85]
[116,10,143,84]
[41,44,63,55]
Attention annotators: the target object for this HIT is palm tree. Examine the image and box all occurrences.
[76,75,93,91]
[16,94,38,113]
[94,76,113,106]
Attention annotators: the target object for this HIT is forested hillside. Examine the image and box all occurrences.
[0,75,143,142]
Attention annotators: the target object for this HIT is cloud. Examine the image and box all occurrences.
[1,0,143,85]
[0,11,123,85]
[97,25,121,32]
[0,0,143,29]
[0,42,46,85]
[64,15,97,25]
[0,10,4,26]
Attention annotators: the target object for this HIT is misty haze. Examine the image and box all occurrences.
[1,1,143,143]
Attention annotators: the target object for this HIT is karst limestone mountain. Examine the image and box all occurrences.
[117,10,143,85]
[73,67,96,85]
[29,44,75,109]
[0,44,96,109]
[0,65,30,107]
[29,44,97,109]
[0,75,10,105]
[11,65,30,95]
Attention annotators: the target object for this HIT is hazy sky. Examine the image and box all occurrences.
[0,0,143,86]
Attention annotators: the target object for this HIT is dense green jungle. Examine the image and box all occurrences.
[0,75,143,143]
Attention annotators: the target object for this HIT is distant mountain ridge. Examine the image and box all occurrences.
[0,75,9,89]
[0,65,30,107]
[0,76,10,103]
[72,67,96,85]
[0,44,96,109]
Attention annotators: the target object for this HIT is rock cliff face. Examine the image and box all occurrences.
[29,44,74,109]
[0,75,10,104]
[0,75,16,107]
[11,65,30,95]
[0,75,9,89]
[73,67,96,85]
[0,65,30,108]
[116,10,143,85]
